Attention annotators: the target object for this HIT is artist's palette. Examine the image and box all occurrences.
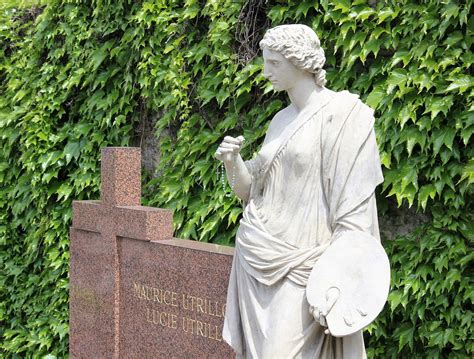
[306,231,390,337]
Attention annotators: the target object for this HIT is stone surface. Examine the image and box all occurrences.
[70,147,234,358]
[379,202,430,241]
[70,229,116,358]
[132,113,166,177]
[119,238,233,358]
[101,147,141,206]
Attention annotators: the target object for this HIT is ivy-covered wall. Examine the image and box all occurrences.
[0,0,472,357]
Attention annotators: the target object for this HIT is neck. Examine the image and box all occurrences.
[287,76,323,112]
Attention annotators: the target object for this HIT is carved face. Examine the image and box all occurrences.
[262,47,306,92]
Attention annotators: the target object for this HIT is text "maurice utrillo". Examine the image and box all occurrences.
[133,282,226,317]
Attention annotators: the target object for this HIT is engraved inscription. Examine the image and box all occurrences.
[132,282,226,342]
[146,308,178,329]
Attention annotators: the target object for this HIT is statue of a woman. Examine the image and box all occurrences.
[215,24,384,358]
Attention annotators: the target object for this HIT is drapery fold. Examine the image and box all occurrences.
[223,89,383,359]
[236,200,330,287]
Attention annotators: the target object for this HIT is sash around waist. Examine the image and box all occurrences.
[236,201,329,287]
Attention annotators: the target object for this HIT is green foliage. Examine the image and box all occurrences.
[0,1,139,356]
[365,214,473,358]
[0,0,472,357]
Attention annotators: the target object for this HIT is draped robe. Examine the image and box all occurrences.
[223,89,384,359]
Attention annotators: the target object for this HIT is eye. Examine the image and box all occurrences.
[270,60,280,66]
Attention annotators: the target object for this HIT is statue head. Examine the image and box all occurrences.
[259,24,327,88]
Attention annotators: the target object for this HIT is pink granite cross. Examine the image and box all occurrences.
[70,147,173,358]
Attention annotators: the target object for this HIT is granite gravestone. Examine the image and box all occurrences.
[70,147,235,358]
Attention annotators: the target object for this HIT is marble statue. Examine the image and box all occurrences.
[215,24,389,359]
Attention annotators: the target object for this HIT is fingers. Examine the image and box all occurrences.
[220,142,241,151]
[310,287,341,335]
[216,146,238,158]
[214,148,234,162]
[319,314,327,327]
[310,305,327,328]
[215,135,245,162]
[312,304,331,335]
[215,148,234,157]
[309,305,320,321]
[221,136,245,152]
[224,136,245,145]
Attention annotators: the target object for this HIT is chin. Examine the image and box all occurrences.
[272,84,285,92]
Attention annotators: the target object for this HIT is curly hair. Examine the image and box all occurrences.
[259,24,327,87]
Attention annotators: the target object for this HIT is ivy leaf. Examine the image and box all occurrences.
[183,3,200,19]
[397,324,415,351]
[460,124,473,146]
[40,151,63,171]
[412,72,433,93]
[366,86,385,109]
[386,69,407,94]
[339,21,356,40]
[380,151,391,169]
[295,2,314,17]
[425,96,454,120]
[443,31,464,48]
[267,5,287,23]
[378,8,395,23]
[227,207,242,226]
[445,76,473,92]
[458,158,474,185]
[405,127,426,155]
[90,41,113,71]
[459,221,474,241]
[418,184,436,210]
[398,105,413,128]
[56,183,73,201]
[391,50,411,68]
[432,128,456,155]
[389,290,403,311]
[442,3,459,21]
[63,141,81,164]
[361,38,382,60]
[333,0,351,12]
[355,8,374,21]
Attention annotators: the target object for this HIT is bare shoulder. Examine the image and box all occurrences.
[265,105,294,139]
[270,105,292,124]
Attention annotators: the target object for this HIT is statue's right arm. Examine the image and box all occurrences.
[215,136,252,202]
[214,108,289,201]
[226,154,251,201]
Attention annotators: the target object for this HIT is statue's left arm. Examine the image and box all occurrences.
[330,127,382,242]
[311,97,385,330]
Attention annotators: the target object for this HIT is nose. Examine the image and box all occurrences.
[263,64,270,79]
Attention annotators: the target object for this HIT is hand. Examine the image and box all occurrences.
[309,287,340,334]
[215,136,245,163]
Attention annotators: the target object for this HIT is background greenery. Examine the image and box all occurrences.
[0,0,472,357]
